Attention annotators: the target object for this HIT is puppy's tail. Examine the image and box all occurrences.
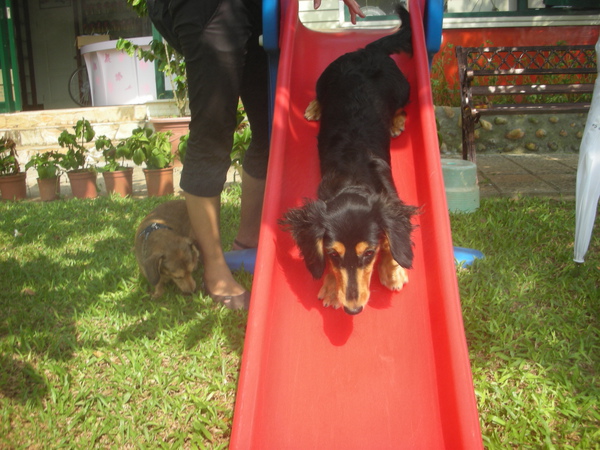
[365,4,412,56]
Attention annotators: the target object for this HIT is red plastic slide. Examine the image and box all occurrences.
[230,1,482,447]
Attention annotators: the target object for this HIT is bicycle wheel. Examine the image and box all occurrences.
[68,65,92,107]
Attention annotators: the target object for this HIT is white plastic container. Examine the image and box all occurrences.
[441,158,480,213]
[81,37,157,106]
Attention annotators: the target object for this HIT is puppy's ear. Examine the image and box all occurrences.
[144,253,164,286]
[187,238,200,263]
[377,197,418,269]
[280,200,327,279]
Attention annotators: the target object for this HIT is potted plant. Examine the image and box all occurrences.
[96,135,134,197]
[129,127,175,196]
[25,151,64,201]
[0,137,27,201]
[177,132,188,165]
[116,34,189,158]
[117,38,187,117]
[59,118,98,199]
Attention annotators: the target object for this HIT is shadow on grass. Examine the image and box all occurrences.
[0,354,48,403]
[114,277,247,352]
[0,195,247,404]
[0,254,82,361]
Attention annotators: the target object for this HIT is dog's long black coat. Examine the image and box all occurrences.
[281,5,417,313]
[316,6,412,175]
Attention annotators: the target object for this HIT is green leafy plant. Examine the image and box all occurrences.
[120,1,186,117]
[25,151,64,179]
[177,103,250,171]
[129,127,174,170]
[430,43,461,107]
[231,103,252,172]
[116,38,187,117]
[0,137,21,176]
[177,132,189,165]
[58,118,96,173]
[124,0,147,16]
[95,135,134,172]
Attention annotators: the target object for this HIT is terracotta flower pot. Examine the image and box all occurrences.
[150,117,191,166]
[67,170,98,199]
[102,168,134,198]
[143,167,174,197]
[37,177,61,202]
[0,172,27,201]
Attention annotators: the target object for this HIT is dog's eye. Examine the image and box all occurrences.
[327,249,341,262]
[362,249,376,262]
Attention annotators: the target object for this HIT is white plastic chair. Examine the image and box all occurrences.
[574,37,600,263]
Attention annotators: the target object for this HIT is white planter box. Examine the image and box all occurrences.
[81,37,157,107]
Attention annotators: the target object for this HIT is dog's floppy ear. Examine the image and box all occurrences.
[280,200,327,279]
[144,253,164,286]
[376,196,418,269]
[187,238,200,263]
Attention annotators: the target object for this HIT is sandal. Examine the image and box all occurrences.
[203,282,250,310]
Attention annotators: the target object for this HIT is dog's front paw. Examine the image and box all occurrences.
[390,110,407,137]
[304,99,322,121]
[318,273,342,309]
[379,264,409,291]
[151,282,165,299]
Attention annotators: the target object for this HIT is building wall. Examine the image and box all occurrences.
[299,1,599,107]
[28,0,79,110]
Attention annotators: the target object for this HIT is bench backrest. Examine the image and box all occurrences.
[456,45,597,101]
[456,45,596,80]
[455,45,597,161]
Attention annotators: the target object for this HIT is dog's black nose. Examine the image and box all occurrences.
[343,306,364,315]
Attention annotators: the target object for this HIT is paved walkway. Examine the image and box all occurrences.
[20,153,579,201]
[475,153,579,199]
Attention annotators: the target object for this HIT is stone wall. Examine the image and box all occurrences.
[435,106,588,156]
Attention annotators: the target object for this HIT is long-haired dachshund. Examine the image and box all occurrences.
[281,5,417,315]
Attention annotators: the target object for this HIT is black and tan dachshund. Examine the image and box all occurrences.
[281,5,417,315]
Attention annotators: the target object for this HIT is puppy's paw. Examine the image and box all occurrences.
[151,282,165,299]
[304,99,322,121]
[379,264,409,291]
[318,273,342,309]
[390,110,407,137]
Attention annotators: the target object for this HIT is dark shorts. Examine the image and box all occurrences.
[172,0,270,197]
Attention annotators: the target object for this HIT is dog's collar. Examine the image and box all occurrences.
[139,222,173,241]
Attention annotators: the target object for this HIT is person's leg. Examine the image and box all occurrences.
[234,169,266,250]
[184,193,248,308]
[235,10,270,250]
[173,0,253,307]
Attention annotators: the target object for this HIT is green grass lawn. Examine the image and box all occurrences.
[451,198,600,449]
[1,192,598,448]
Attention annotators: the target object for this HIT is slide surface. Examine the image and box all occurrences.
[230,1,482,447]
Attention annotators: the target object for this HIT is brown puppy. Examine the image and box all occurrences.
[135,200,200,298]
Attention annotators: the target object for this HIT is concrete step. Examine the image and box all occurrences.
[0,105,149,148]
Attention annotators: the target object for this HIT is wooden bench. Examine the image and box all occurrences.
[455,45,596,161]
